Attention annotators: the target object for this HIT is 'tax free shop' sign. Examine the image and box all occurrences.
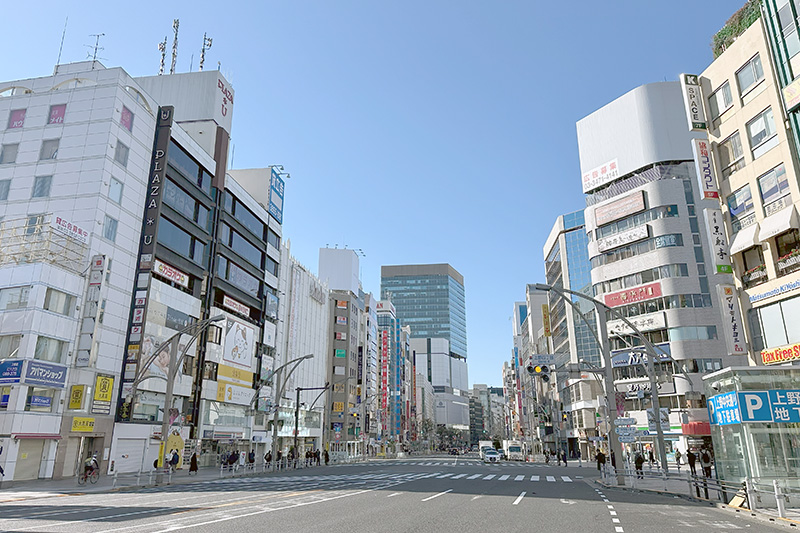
[762,342,800,365]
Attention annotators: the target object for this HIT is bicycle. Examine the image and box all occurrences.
[77,468,99,485]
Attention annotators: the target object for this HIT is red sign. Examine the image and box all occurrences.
[121,106,134,132]
[762,342,800,365]
[48,104,66,125]
[381,330,389,411]
[223,294,250,316]
[7,109,25,129]
[604,282,662,308]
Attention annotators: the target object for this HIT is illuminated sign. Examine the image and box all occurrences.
[153,259,189,288]
[692,139,719,199]
[594,191,646,226]
[762,342,800,365]
[604,282,662,308]
[680,74,706,130]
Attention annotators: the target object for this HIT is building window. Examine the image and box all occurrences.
[0,286,31,310]
[267,228,280,249]
[121,106,134,132]
[39,139,59,160]
[746,108,777,158]
[48,104,66,125]
[25,214,45,234]
[0,180,9,201]
[25,387,56,412]
[7,109,25,129]
[158,216,206,266]
[44,288,75,316]
[0,334,21,358]
[0,143,18,164]
[265,255,278,277]
[778,1,800,59]
[758,164,791,216]
[708,82,732,120]
[109,177,124,204]
[718,131,744,178]
[727,184,754,233]
[736,54,764,95]
[103,215,118,242]
[114,142,129,167]
[31,176,52,198]
[34,336,66,363]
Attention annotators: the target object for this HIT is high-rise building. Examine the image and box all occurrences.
[380,264,467,359]
[578,81,739,456]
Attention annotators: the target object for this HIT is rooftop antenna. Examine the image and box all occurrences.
[170,19,179,74]
[85,33,106,64]
[55,17,68,73]
[158,36,167,75]
[199,33,212,71]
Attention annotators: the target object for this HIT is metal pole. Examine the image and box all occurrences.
[645,351,669,476]
[158,339,178,483]
[293,386,301,467]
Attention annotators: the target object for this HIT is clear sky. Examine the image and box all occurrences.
[3,1,748,387]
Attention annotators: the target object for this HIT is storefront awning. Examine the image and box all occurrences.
[681,421,711,436]
[759,206,799,242]
[12,433,62,440]
[729,223,761,255]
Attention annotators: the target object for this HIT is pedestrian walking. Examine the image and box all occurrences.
[577,449,582,468]
[189,452,198,475]
[265,451,272,468]
[316,449,321,466]
[610,451,616,470]
[700,447,713,478]
[276,450,283,470]
[675,449,682,472]
[634,453,645,479]
[561,450,568,467]
[169,450,180,473]
[238,449,246,471]
[648,448,655,469]
[688,449,697,476]
[324,449,329,466]
[596,450,606,472]
[248,450,255,466]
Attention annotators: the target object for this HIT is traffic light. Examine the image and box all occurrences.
[526,359,550,382]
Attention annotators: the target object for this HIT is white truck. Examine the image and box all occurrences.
[503,440,524,461]
[478,440,494,459]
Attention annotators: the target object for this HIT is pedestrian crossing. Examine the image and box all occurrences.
[385,461,557,467]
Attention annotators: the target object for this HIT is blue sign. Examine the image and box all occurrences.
[268,168,284,224]
[738,391,773,422]
[0,360,23,384]
[24,361,68,388]
[708,391,741,425]
[30,395,52,408]
[768,390,800,423]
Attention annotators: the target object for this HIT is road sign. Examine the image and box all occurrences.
[634,430,650,437]
[618,436,636,443]
[614,418,636,426]
[530,354,555,365]
[614,427,634,436]
[647,407,670,431]
[589,436,604,442]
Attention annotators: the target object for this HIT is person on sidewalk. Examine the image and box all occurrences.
[700,447,713,478]
[169,450,180,473]
[595,450,606,472]
[688,449,697,476]
[264,451,272,468]
[577,449,582,468]
[634,452,645,479]
[324,449,329,466]
[248,450,255,468]
[238,449,246,471]
[189,453,198,475]
[675,449,682,472]
[561,450,568,467]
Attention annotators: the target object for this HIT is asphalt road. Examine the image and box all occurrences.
[0,455,782,533]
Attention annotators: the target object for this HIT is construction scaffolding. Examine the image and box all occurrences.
[0,214,89,275]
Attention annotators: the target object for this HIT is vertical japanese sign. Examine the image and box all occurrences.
[269,168,284,224]
[704,208,733,274]
[541,304,551,337]
[117,106,174,422]
[381,330,389,412]
[680,74,707,130]
[717,284,747,356]
[692,139,719,199]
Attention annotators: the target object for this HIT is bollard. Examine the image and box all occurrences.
[746,479,758,511]
[113,470,118,489]
[148,469,154,486]
[663,472,668,492]
[687,473,693,497]
[136,470,141,487]
[774,479,786,518]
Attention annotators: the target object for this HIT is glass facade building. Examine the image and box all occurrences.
[380,264,467,360]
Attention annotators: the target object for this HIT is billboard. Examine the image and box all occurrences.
[223,317,255,369]
[604,282,662,308]
[717,284,747,356]
[582,158,620,193]
[269,167,285,224]
[594,191,646,226]
[680,74,707,130]
[704,208,733,274]
[692,139,719,199]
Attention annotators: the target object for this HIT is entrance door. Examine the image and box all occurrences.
[15,439,45,480]
[61,437,81,478]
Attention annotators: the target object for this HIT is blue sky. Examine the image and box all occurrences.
[3,1,747,387]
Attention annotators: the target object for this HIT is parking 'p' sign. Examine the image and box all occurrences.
[738,392,771,422]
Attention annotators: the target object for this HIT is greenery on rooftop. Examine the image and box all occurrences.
[712,0,762,59]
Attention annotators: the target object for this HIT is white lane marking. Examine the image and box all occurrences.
[436,473,453,478]
[531,475,540,481]
[607,505,614,509]
[603,499,609,502]
[512,491,526,505]
[483,474,495,480]
[498,475,510,481]
[561,476,572,482]
[612,518,620,523]
[421,489,453,502]
[387,492,402,498]
[514,475,524,481]
[546,476,556,482]
[615,528,624,533]
[451,474,466,479]
[610,511,617,516]
[467,474,482,479]
[471,495,482,500]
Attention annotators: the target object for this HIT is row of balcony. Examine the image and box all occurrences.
[742,250,800,289]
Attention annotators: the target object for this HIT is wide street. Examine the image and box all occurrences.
[0,454,780,533]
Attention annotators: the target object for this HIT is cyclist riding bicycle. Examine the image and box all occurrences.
[84,453,99,478]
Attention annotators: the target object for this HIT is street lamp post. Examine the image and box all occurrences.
[292,384,329,465]
[534,283,670,478]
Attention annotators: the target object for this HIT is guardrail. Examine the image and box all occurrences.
[111,468,173,488]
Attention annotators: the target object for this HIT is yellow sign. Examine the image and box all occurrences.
[542,304,551,337]
[69,385,85,410]
[333,402,344,412]
[217,364,253,385]
[72,417,96,432]
[94,376,114,402]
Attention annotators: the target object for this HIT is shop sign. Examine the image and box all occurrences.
[541,304,551,337]
[336,300,348,309]
[269,167,285,224]
[153,259,189,288]
[717,284,747,356]
[0,360,23,384]
[223,295,250,316]
[333,402,345,412]
[607,312,666,335]
[783,77,800,112]
[69,385,86,409]
[749,279,800,303]
[336,316,347,325]
[335,349,346,358]
[335,332,347,341]
[94,375,114,402]
[615,379,675,397]
[71,417,96,432]
[582,158,620,193]
[604,282,662,308]
[704,208,733,274]
[710,390,800,424]
[692,139,719,199]
[24,361,67,388]
[762,341,800,365]
[594,191,645,226]
[262,321,276,348]
[51,216,90,243]
[597,225,649,252]
[680,73,706,130]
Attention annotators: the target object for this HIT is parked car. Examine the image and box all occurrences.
[449,448,459,455]
[497,449,506,460]
[483,450,500,464]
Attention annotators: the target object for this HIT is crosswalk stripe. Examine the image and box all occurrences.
[546,476,556,482]
[451,474,466,479]
[467,474,482,480]
[483,474,495,480]
[498,475,510,481]
[514,475,524,481]
[513,491,526,505]
[437,473,453,478]
[562,476,572,482]
[531,475,540,482]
